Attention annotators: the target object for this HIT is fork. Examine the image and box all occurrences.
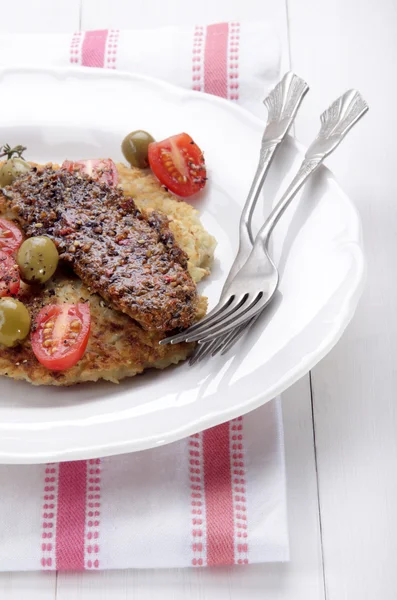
[162,88,368,351]
[205,93,370,359]
[159,71,309,349]
[188,72,309,364]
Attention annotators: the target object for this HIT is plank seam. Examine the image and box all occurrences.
[310,371,328,600]
[78,0,83,31]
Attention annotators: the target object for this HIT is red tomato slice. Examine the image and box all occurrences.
[0,251,20,297]
[0,218,23,255]
[61,159,118,186]
[31,303,91,371]
[148,133,207,198]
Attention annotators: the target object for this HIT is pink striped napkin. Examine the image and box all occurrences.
[0,403,287,570]
[0,22,288,570]
[0,22,280,117]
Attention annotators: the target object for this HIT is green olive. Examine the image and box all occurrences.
[17,236,59,284]
[0,158,31,187]
[0,298,31,347]
[121,130,155,169]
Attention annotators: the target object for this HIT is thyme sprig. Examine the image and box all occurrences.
[0,144,27,160]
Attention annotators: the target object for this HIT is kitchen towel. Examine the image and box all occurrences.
[0,22,288,570]
[1,22,280,118]
[0,401,287,570]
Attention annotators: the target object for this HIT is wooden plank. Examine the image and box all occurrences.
[57,378,324,600]
[287,0,397,598]
[0,0,81,33]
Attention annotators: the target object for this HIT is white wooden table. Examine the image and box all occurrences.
[0,0,395,598]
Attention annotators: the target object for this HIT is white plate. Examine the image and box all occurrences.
[0,67,364,464]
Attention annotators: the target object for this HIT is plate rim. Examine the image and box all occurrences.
[0,66,365,463]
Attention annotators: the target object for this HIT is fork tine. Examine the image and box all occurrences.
[178,293,249,343]
[211,330,236,357]
[191,339,219,365]
[208,333,232,357]
[220,325,248,354]
[195,327,241,361]
[185,295,252,343]
[159,297,235,345]
[197,303,260,360]
[198,341,219,362]
[186,292,266,342]
[189,341,212,365]
[213,310,261,356]
[220,314,260,354]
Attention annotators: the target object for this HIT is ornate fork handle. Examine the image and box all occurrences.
[222,72,309,291]
[256,89,369,247]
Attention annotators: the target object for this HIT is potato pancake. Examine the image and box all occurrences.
[0,162,216,385]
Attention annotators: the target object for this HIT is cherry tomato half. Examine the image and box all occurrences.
[31,303,91,371]
[148,133,206,198]
[62,159,118,186]
[0,218,23,255]
[0,251,20,297]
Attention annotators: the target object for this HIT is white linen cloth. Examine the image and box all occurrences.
[1,22,280,117]
[0,22,288,570]
[0,401,287,570]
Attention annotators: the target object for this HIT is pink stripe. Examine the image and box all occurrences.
[203,423,235,566]
[56,461,87,570]
[41,463,58,569]
[231,417,249,564]
[204,23,229,98]
[192,26,204,92]
[228,22,240,101]
[81,30,108,68]
[69,31,83,65]
[85,458,102,569]
[104,29,120,70]
[196,22,234,567]
[189,433,206,566]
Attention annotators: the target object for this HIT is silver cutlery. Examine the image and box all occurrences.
[160,71,308,355]
[161,88,368,358]
[189,72,309,364]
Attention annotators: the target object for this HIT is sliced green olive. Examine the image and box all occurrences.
[0,297,30,347]
[0,158,31,187]
[17,236,59,284]
[121,130,155,169]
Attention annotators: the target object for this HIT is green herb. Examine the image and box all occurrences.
[0,144,27,160]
